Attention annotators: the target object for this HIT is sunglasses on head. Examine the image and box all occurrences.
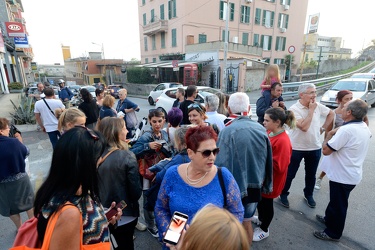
[188,103,203,111]
[196,148,220,158]
[75,126,99,141]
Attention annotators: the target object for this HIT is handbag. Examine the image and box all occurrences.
[11,204,110,250]
[12,217,41,248]
[125,110,138,129]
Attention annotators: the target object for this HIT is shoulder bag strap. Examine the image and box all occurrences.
[42,98,55,116]
[217,167,227,208]
[97,148,119,167]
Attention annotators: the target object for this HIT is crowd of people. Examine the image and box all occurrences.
[1,65,372,249]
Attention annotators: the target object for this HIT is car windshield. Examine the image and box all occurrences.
[351,74,373,79]
[331,81,366,92]
[170,83,182,87]
[69,85,81,89]
[83,86,96,92]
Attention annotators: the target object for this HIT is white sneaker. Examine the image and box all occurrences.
[135,221,147,231]
[250,216,262,225]
[315,178,322,190]
[253,227,269,242]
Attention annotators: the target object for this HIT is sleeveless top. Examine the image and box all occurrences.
[335,112,344,128]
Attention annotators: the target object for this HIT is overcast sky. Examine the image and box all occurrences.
[22,0,375,64]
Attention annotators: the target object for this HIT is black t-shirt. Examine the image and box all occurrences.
[179,100,195,125]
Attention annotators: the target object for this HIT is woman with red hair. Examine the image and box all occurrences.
[155,125,244,247]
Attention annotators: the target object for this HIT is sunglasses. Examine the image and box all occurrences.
[75,126,99,141]
[196,148,220,158]
[188,103,203,111]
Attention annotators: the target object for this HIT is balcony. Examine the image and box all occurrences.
[185,41,263,57]
[143,20,168,36]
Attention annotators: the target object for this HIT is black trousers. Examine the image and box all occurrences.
[324,181,355,239]
[110,218,138,250]
[257,197,274,232]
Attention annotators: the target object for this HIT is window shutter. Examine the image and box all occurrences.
[144,37,148,51]
[262,10,266,26]
[168,1,172,19]
[219,1,224,19]
[240,6,244,23]
[160,4,165,20]
[270,11,275,27]
[143,13,146,26]
[282,37,286,51]
[173,0,177,17]
[288,0,291,5]
[161,32,165,48]
[268,36,272,50]
[275,37,280,51]
[260,35,264,47]
[151,9,155,23]
[246,7,250,23]
[242,33,249,45]
[172,29,177,47]
[253,34,259,46]
[255,8,261,25]
[285,15,289,29]
[278,13,282,28]
[230,3,235,21]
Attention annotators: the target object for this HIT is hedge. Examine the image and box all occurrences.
[127,67,154,84]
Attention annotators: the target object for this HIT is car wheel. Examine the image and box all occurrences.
[371,102,375,108]
[148,96,154,105]
[160,108,168,122]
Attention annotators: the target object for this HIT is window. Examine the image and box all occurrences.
[145,58,149,63]
[275,36,286,51]
[152,35,156,50]
[161,32,166,48]
[255,8,261,25]
[240,6,250,24]
[160,4,165,20]
[199,34,207,44]
[280,0,291,5]
[219,1,235,21]
[153,58,157,63]
[168,0,177,19]
[143,13,147,26]
[142,0,145,5]
[222,30,230,42]
[151,9,155,23]
[262,10,275,27]
[144,37,148,51]
[172,29,177,47]
[274,58,285,64]
[253,33,259,46]
[264,58,270,64]
[278,13,289,28]
[242,33,249,45]
[260,35,272,50]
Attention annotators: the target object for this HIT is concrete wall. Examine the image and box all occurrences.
[245,62,286,92]
[121,82,157,96]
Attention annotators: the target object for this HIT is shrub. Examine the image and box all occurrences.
[8,82,24,90]
[10,94,36,125]
[127,67,154,84]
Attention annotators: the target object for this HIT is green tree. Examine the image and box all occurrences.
[284,55,295,70]
[127,67,154,84]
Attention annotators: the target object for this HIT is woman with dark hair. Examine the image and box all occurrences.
[97,117,142,249]
[130,110,170,238]
[34,127,121,249]
[0,118,34,230]
[96,88,105,107]
[216,92,229,116]
[79,88,99,129]
[155,126,244,246]
[165,108,183,149]
[251,108,294,241]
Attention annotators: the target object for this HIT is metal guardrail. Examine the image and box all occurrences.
[282,61,375,100]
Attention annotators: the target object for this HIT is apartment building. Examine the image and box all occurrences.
[138,0,308,65]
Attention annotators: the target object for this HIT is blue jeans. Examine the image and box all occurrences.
[47,130,61,149]
[281,149,321,198]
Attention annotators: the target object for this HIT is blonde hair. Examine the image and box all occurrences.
[97,117,128,150]
[102,95,115,108]
[58,108,85,132]
[180,206,249,250]
[265,64,281,85]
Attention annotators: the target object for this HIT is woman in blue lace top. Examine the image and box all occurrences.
[155,125,244,243]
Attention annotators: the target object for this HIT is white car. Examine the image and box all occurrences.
[155,86,222,117]
[148,82,183,105]
[351,73,375,80]
[321,78,375,108]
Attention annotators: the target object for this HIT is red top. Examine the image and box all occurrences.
[262,130,292,199]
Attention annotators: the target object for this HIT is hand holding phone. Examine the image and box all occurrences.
[163,211,189,245]
[105,200,127,220]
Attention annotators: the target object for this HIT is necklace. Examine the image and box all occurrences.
[186,163,209,185]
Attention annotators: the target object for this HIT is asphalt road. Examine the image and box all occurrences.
[1,94,374,250]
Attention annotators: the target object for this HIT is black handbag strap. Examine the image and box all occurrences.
[42,98,55,115]
[218,167,227,208]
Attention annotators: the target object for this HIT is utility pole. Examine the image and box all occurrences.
[222,0,230,92]
[299,42,307,82]
[316,46,323,79]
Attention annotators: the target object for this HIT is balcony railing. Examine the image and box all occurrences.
[143,20,168,36]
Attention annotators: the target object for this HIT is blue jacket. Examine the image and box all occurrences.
[99,106,116,120]
[130,130,169,159]
[58,87,74,101]
[116,98,139,129]
[215,116,273,198]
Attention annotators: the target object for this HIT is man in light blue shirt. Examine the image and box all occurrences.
[205,95,226,131]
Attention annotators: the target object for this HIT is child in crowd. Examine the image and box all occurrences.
[261,64,284,106]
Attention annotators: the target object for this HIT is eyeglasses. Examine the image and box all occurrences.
[188,103,203,111]
[196,148,220,158]
[75,126,99,141]
[304,91,317,95]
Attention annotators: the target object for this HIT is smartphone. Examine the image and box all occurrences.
[163,211,189,245]
[155,139,167,145]
[105,200,127,220]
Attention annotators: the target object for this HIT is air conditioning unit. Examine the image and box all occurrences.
[284,4,290,10]
[246,0,252,3]
[280,28,287,33]
[232,36,239,43]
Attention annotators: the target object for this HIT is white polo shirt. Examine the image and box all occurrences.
[323,121,371,185]
[288,101,330,151]
[34,98,65,132]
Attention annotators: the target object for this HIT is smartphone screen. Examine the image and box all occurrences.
[163,212,188,245]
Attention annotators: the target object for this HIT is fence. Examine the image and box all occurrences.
[282,61,375,100]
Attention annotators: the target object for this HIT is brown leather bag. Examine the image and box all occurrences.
[138,152,166,181]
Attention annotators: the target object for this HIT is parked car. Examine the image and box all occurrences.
[27,87,37,97]
[321,78,375,108]
[368,68,375,73]
[68,85,82,96]
[155,86,222,117]
[351,73,375,80]
[148,82,183,105]
[80,85,96,99]
[107,84,123,99]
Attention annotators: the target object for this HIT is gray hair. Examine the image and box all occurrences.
[228,92,249,114]
[118,88,127,94]
[174,126,189,151]
[346,99,368,120]
[205,95,219,112]
[298,83,316,95]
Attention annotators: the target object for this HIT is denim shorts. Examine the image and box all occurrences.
[243,202,258,220]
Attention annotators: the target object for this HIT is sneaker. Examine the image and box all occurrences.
[252,227,269,242]
[315,178,322,190]
[316,215,326,225]
[305,196,316,208]
[250,216,262,226]
[279,195,290,208]
[313,231,339,241]
[135,221,147,231]
[147,227,159,238]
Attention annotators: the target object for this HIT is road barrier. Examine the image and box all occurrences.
[282,61,375,100]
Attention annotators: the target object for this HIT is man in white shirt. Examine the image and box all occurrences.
[280,83,334,208]
[314,99,371,241]
[34,88,65,148]
[205,95,226,131]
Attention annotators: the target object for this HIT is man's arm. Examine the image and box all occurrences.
[35,113,45,132]
[322,127,339,155]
